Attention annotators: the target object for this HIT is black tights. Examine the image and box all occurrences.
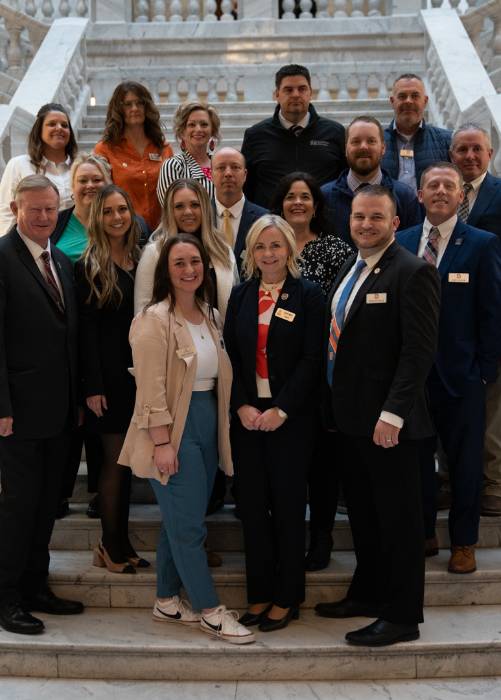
[99,433,136,563]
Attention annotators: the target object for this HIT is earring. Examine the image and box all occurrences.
[208,137,215,152]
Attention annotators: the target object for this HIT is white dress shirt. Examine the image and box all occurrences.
[330,238,403,429]
[278,111,311,131]
[417,215,457,267]
[215,195,245,246]
[464,171,487,211]
[17,229,64,298]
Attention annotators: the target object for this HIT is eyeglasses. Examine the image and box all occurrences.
[121,99,145,109]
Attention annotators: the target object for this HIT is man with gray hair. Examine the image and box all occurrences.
[0,174,82,635]
[450,123,501,517]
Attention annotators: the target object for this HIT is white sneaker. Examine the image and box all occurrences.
[200,605,255,645]
[153,596,200,625]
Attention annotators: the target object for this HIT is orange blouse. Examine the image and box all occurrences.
[94,138,173,230]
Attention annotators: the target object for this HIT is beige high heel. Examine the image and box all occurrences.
[92,542,136,574]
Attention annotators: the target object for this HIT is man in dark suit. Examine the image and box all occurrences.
[0,175,83,635]
[450,124,501,517]
[321,115,422,245]
[398,163,501,574]
[212,147,267,278]
[315,185,440,646]
[241,64,346,208]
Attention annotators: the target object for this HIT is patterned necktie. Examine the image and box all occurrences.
[327,259,367,386]
[422,226,440,267]
[289,125,303,138]
[457,182,473,223]
[40,250,64,313]
[222,209,234,247]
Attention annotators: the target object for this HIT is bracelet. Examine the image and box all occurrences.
[154,441,170,447]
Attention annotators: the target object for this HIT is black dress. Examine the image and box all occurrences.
[75,261,136,434]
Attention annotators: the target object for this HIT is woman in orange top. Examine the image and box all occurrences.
[94,81,173,230]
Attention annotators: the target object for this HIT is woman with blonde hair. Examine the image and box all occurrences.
[156,102,220,206]
[75,183,149,573]
[94,81,173,230]
[135,178,237,318]
[224,214,324,632]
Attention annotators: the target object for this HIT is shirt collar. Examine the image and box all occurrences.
[215,195,245,218]
[346,167,383,192]
[423,214,457,240]
[466,171,487,192]
[394,120,423,142]
[278,110,310,131]
[356,237,395,270]
[17,228,51,260]
[41,154,72,168]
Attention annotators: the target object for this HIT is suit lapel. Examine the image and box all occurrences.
[267,274,298,343]
[438,221,467,279]
[234,202,250,264]
[51,246,72,309]
[403,228,421,255]
[468,174,495,226]
[13,230,66,315]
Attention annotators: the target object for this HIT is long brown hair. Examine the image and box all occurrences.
[28,103,78,171]
[149,233,214,318]
[102,81,165,149]
[83,184,141,307]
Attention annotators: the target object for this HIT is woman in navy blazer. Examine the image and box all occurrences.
[224,214,324,631]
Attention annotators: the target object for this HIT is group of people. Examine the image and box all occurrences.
[0,63,500,651]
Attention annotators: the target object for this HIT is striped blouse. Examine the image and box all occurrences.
[156,150,214,206]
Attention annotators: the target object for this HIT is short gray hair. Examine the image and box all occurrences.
[451,122,492,150]
[14,174,59,201]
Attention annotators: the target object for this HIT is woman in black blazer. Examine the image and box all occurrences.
[224,214,324,631]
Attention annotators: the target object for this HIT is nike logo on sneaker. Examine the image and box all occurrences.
[202,618,222,632]
[156,607,181,620]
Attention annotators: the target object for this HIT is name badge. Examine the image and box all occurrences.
[149,153,162,161]
[400,148,414,158]
[366,293,387,304]
[448,273,469,284]
[176,346,195,359]
[275,308,296,322]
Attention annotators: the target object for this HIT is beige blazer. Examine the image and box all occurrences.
[118,301,233,484]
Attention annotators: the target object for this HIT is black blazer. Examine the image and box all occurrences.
[224,273,324,419]
[234,199,268,276]
[467,172,501,239]
[323,241,441,440]
[0,228,78,438]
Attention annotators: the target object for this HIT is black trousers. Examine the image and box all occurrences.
[308,427,340,538]
[232,403,313,608]
[340,433,425,625]
[0,429,71,603]
[60,426,103,499]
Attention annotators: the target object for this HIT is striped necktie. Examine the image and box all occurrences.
[41,250,65,313]
[457,182,473,223]
[327,259,367,386]
[422,226,440,267]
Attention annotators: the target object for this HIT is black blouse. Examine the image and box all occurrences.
[298,233,353,295]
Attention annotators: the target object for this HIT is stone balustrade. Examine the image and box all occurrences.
[0,17,89,169]
[462,0,501,91]
[422,8,500,174]
[4,0,88,20]
[0,2,48,79]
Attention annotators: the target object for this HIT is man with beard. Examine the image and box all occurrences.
[322,116,421,247]
[382,74,451,193]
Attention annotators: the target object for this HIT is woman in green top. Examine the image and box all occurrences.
[52,153,112,264]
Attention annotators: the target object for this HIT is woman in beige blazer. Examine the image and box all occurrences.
[119,233,254,645]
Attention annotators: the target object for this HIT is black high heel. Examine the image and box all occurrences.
[238,603,272,626]
[258,606,299,632]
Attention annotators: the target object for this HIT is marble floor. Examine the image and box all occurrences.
[1,678,501,700]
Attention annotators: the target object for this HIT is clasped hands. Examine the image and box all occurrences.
[237,405,286,432]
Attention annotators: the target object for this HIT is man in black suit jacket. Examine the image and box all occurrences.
[450,124,501,517]
[315,185,440,647]
[0,175,83,635]
[212,147,267,277]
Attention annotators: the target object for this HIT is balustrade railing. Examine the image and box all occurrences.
[462,0,501,91]
[0,2,47,79]
[4,0,88,20]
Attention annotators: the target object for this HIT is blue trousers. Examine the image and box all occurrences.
[150,392,219,611]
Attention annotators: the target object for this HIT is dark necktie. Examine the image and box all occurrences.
[422,226,440,267]
[457,182,473,223]
[41,250,65,313]
[289,125,303,138]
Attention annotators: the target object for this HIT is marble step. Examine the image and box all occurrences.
[2,606,501,681]
[47,548,501,610]
[52,504,501,553]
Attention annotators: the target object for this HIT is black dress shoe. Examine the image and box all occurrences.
[0,601,44,635]
[259,607,299,632]
[55,499,70,519]
[238,604,272,627]
[305,532,333,572]
[86,495,99,519]
[27,588,84,615]
[345,618,419,647]
[315,597,380,619]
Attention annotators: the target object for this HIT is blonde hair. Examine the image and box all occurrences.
[71,153,112,188]
[173,102,221,144]
[83,184,141,308]
[243,214,300,280]
[154,179,231,270]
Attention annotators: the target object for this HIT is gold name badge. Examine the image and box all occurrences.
[448,273,469,284]
[149,153,162,161]
[366,293,387,304]
[400,148,414,158]
[275,308,296,322]
[176,346,195,359]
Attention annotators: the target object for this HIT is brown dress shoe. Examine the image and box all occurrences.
[481,495,501,517]
[448,545,476,574]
